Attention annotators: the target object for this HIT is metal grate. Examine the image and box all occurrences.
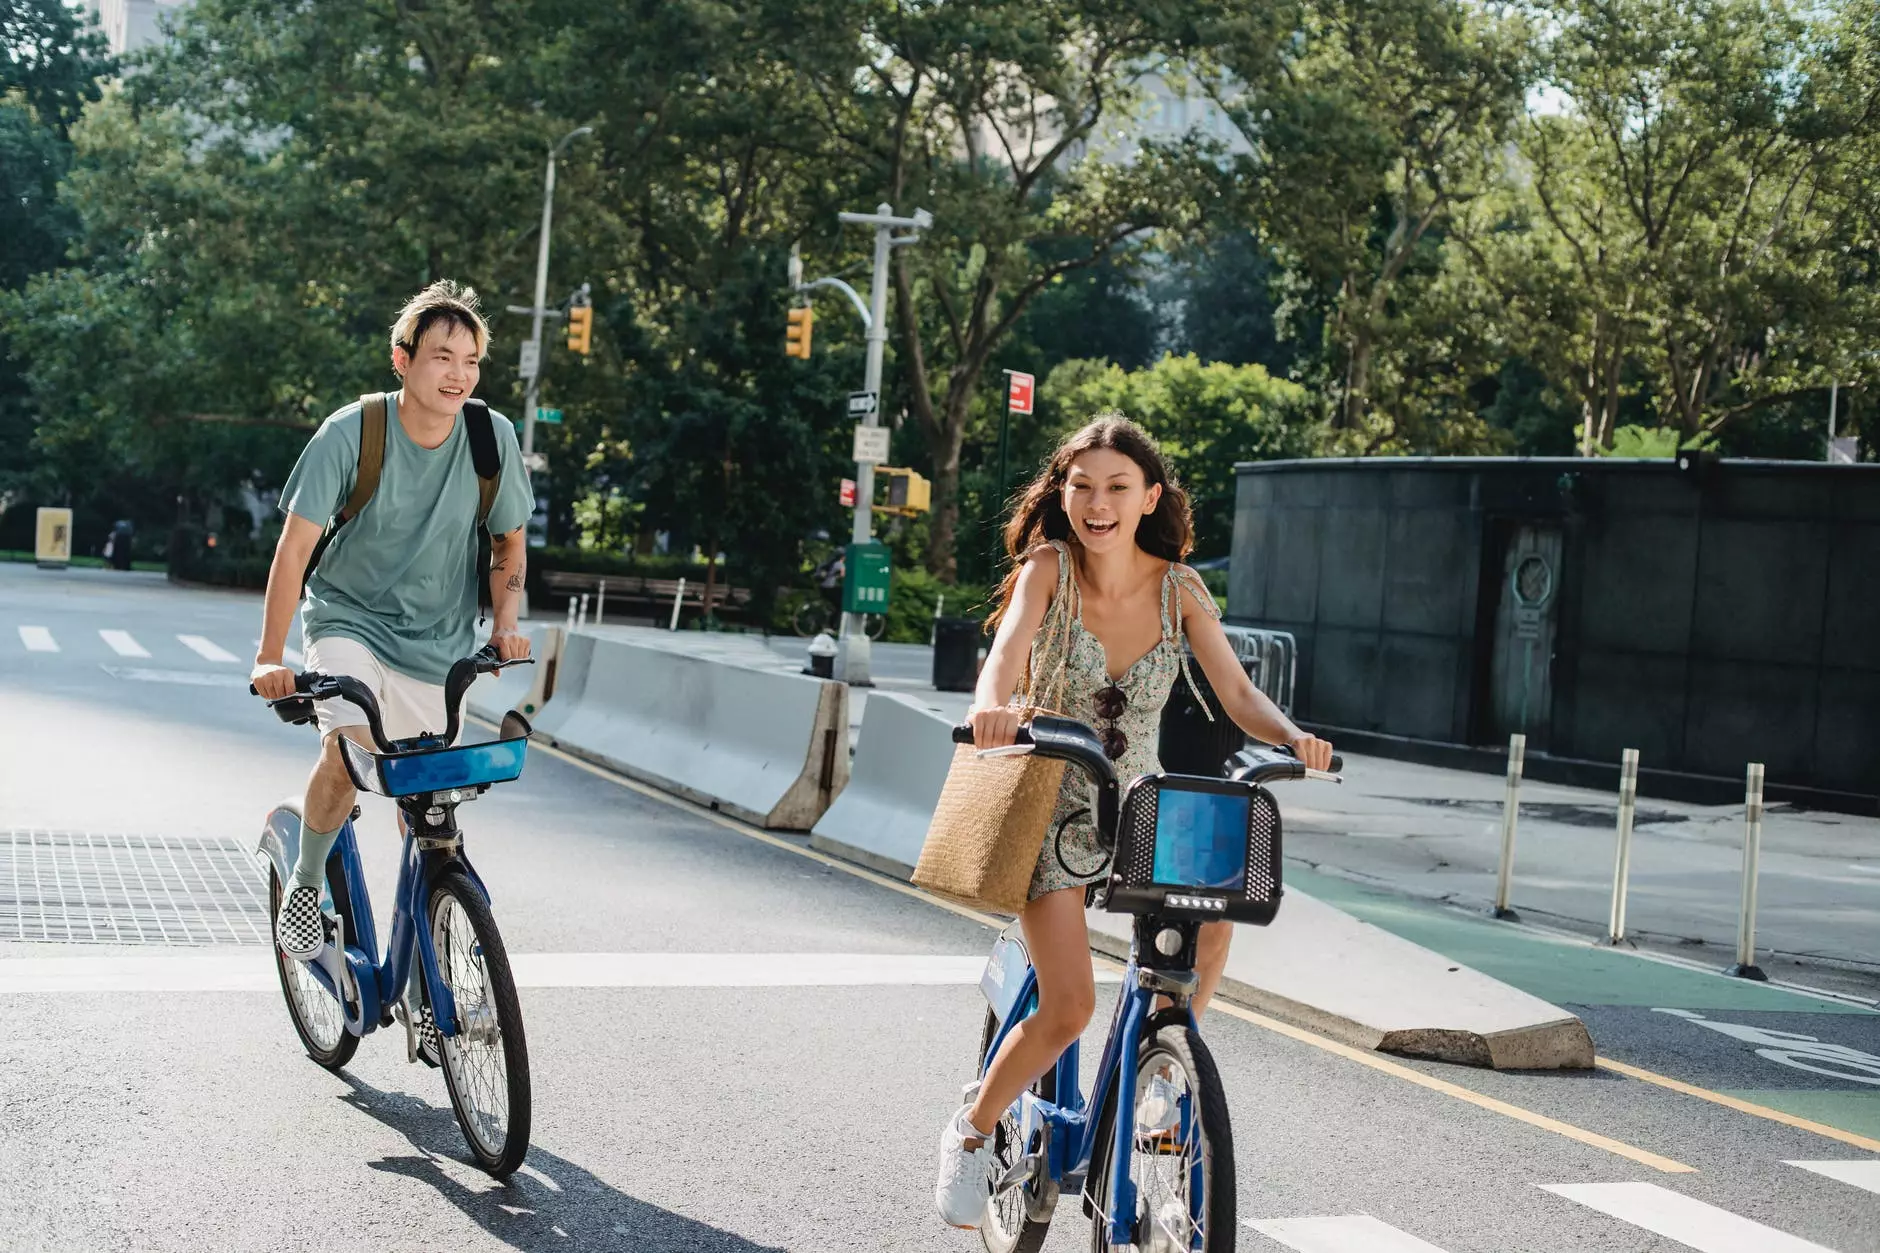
[0,830,269,945]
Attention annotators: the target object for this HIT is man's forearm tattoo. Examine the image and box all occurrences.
[506,572,525,592]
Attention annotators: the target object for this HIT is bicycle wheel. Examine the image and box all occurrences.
[1089,1022,1235,1252]
[979,1009,1056,1253]
[268,866,359,1070]
[793,599,827,637]
[864,613,887,640]
[427,866,531,1176]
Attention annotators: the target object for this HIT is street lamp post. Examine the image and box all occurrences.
[825,204,931,686]
[521,125,593,466]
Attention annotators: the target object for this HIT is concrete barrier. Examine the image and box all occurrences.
[810,693,957,877]
[530,635,849,830]
[467,625,563,724]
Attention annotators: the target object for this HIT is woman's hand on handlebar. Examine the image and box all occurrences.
[250,660,297,701]
[1287,732,1335,773]
[967,703,1024,750]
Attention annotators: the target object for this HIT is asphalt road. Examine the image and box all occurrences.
[3,564,1878,1252]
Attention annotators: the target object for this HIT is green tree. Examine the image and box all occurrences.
[1042,353,1316,555]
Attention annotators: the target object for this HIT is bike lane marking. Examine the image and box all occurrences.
[507,724,1695,1176]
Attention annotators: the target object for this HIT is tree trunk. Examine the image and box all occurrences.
[926,385,972,583]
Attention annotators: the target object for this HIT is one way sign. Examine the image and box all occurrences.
[848,391,878,418]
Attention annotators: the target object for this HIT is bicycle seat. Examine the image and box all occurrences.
[340,715,532,799]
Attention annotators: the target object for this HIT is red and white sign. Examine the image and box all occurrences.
[1007,371,1035,415]
[839,478,857,507]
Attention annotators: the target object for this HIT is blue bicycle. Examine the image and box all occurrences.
[960,715,1339,1252]
[253,648,536,1176]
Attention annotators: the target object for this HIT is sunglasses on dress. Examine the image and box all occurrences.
[1094,684,1128,761]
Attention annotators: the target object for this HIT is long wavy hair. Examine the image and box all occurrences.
[987,415,1195,630]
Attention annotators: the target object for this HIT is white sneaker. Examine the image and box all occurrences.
[1136,1072,1182,1135]
[275,884,323,961]
[934,1104,994,1229]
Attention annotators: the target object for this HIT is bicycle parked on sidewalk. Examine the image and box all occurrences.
[252,646,536,1176]
[958,713,1341,1253]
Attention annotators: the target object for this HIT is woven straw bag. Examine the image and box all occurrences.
[913,577,1072,914]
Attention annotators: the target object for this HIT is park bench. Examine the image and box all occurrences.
[540,569,752,622]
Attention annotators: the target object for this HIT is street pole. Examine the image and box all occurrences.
[521,125,592,464]
[832,203,932,686]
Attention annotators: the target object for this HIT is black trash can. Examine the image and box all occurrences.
[931,616,982,692]
[1158,652,1249,776]
[107,520,135,571]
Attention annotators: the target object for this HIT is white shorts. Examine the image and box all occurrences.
[304,635,462,745]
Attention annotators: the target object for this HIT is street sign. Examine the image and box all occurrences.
[843,540,892,614]
[848,390,878,418]
[852,425,891,465]
[839,478,857,507]
[1007,370,1035,415]
[518,340,541,380]
[536,407,563,425]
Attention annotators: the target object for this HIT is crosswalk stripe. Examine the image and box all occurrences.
[98,629,150,658]
[1248,1214,1451,1251]
[18,626,57,652]
[1786,1160,1880,1196]
[1539,1182,1838,1253]
[177,634,239,663]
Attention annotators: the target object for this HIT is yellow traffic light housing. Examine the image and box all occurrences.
[876,467,931,516]
[785,305,814,359]
[566,302,593,355]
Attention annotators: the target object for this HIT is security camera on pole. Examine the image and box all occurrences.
[786,203,932,687]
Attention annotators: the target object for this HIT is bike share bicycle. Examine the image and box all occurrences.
[252,646,536,1176]
[959,714,1341,1253]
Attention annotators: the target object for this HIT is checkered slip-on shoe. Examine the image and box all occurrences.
[275,884,324,961]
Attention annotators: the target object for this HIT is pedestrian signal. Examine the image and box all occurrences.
[786,306,814,359]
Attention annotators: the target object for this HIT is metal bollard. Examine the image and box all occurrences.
[1726,763,1769,981]
[1493,733,1527,920]
[565,597,577,632]
[1607,748,1639,944]
[669,577,686,631]
[577,594,589,630]
[595,579,606,626]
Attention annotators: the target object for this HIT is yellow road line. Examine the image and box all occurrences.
[509,723,1694,1175]
[1596,1056,1880,1154]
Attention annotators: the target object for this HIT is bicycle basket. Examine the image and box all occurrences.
[341,735,528,799]
[1103,773,1283,925]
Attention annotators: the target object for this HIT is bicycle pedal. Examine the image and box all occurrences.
[992,1152,1039,1195]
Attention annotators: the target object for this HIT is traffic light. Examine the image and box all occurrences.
[566,301,593,355]
[877,467,931,515]
[785,305,814,359]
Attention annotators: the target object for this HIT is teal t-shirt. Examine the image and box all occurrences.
[281,393,533,684]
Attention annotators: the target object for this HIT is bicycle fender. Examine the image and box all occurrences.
[255,800,303,887]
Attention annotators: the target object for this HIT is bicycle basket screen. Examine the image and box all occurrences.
[1152,788,1250,891]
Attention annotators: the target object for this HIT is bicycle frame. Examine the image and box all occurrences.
[981,919,1200,1247]
[256,804,495,1042]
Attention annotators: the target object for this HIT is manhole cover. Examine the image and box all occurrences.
[0,830,268,945]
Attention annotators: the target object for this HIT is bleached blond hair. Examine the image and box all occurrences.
[389,279,490,361]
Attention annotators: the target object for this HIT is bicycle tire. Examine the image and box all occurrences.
[978,1008,1056,1253]
[428,866,532,1177]
[268,863,359,1070]
[793,600,828,637]
[1089,1022,1235,1252]
[864,613,887,641]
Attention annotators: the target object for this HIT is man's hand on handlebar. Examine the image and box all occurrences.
[966,703,1024,751]
[250,660,297,702]
[488,627,532,663]
[1286,732,1335,773]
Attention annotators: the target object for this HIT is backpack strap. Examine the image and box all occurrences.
[462,399,501,526]
[300,393,388,596]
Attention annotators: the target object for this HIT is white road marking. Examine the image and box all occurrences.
[254,639,304,668]
[177,634,239,663]
[0,950,1120,994]
[1248,1214,1452,1251]
[101,667,246,688]
[1786,1160,1880,1196]
[19,626,57,652]
[1539,1182,1838,1252]
[98,630,150,658]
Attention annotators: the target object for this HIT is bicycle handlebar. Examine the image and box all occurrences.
[951,716,1342,786]
[252,645,532,752]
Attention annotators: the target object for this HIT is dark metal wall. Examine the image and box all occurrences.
[1228,457,1880,802]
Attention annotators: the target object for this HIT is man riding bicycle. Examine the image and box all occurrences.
[251,281,535,960]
